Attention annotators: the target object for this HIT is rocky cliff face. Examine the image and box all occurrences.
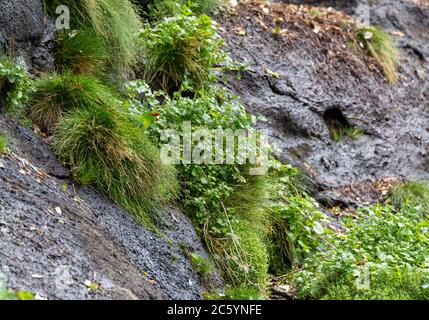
[221,0,429,208]
[0,0,55,72]
[0,1,223,299]
[0,0,428,300]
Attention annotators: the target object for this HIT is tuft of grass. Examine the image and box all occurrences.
[139,12,225,93]
[329,125,363,142]
[44,0,142,77]
[27,73,116,133]
[53,106,178,227]
[54,29,108,76]
[0,134,8,154]
[391,181,429,213]
[355,26,399,83]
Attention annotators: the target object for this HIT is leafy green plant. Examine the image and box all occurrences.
[44,0,142,76]
[0,277,34,301]
[0,57,34,109]
[391,181,429,214]
[125,80,270,291]
[355,26,399,83]
[191,253,214,279]
[0,134,8,154]
[53,105,178,227]
[266,162,330,272]
[139,8,225,93]
[148,0,220,19]
[297,204,429,299]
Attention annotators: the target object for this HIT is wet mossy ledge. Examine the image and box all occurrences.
[1,0,426,300]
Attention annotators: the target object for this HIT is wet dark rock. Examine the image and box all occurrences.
[0,114,223,299]
[0,0,55,72]
[220,0,429,206]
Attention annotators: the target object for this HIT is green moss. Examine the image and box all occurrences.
[44,0,142,77]
[355,26,399,83]
[53,106,178,227]
[391,181,429,213]
[0,134,8,154]
[223,220,269,289]
[309,8,322,17]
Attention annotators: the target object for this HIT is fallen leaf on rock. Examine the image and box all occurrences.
[390,31,405,37]
[265,68,280,78]
[233,26,246,36]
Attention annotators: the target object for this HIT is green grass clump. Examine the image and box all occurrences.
[27,73,115,133]
[44,0,142,77]
[53,106,178,227]
[355,26,399,83]
[391,181,429,214]
[0,134,8,154]
[329,125,363,142]
[139,11,225,93]
[54,29,108,76]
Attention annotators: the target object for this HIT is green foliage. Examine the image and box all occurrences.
[266,162,330,273]
[0,134,8,154]
[54,29,108,76]
[321,267,429,300]
[355,26,399,83]
[191,253,214,279]
[205,285,264,300]
[297,204,429,299]
[0,278,34,300]
[53,105,178,227]
[139,8,225,93]
[329,125,363,142]
[44,0,142,76]
[125,81,259,235]
[148,0,220,19]
[391,181,429,214]
[0,57,34,109]
[125,80,269,291]
[27,73,115,133]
